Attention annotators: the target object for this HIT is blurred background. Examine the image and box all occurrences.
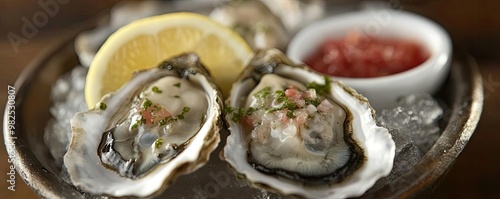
[0,0,499,198]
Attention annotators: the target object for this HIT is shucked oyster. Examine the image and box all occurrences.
[209,0,289,50]
[223,49,395,198]
[64,53,222,197]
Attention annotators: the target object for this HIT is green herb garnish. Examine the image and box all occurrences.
[169,116,177,122]
[274,90,286,102]
[143,98,152,109]
[266,107,280,113]
[154,138,163,149]
[131,116,145,130]
[306,76,331,96]
[162,116,177,124]
[305,98,321,107]
[268,89,299,111]
[152,86,162,93]
[283,100,297,110]
[176,106,191,120]
[254,87,271,99]
[174,95,180,98]
[227,106,259,122]
[223,106,235,115]
[159,118,167,126]
[99,102,107,110]
[246,107,256,116]
[173,83,181,88]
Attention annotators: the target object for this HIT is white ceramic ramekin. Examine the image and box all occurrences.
[287,9,452,110]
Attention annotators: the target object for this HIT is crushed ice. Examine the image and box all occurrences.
[377,94,443,154]
[369,93,444,191]
[44,66,87,171]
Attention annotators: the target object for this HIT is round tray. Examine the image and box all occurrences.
[3,32,483,198]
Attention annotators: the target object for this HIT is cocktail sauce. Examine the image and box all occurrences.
[304,32,429,78]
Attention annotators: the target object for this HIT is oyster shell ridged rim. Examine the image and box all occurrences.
[64,57,223,198]
[222,49,395,198]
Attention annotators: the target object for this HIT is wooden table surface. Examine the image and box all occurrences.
[1,1,499,198]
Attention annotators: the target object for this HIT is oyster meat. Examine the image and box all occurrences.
[223,49,395,198]
[64,53,222,197]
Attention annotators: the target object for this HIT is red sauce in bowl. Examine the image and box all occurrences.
[304,32,430,78]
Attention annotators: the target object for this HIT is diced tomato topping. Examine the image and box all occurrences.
[242,116,253,127]
[294,110,308,125]
[150,107,171,123]
[137,99,172,125]
[285,88,298,97]
[317,99,334,112]
[275,109,289,124]
[141,110,153,124]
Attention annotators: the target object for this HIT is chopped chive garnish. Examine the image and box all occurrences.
[173,83,181,88]
[152,86,162,93]
[305,98,321,107]
[131,117,141,129]
[99,102,107,110]
[159,118,167,126]
[306,76,331,96]
[176,106,191,120]
[131,122,139,130]
[246,107,256,116]
[154,138,163,149]
[143,99,152,109]
[254,87,271,99]
[274,90,286,102]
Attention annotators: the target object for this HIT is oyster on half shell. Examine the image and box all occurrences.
[223,49,395,198]
[64,53,222,197]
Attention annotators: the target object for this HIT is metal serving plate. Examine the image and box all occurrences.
[3,5,483,199]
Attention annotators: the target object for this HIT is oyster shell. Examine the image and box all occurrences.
[64,53,222,197]
[223,49,395,198]
[209,0,289,50]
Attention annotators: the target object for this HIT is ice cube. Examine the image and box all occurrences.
[386,129,412,154]
[376,93,443,154]
[391,143,424,176]
[367,141,423,194]
[398,93,443,125]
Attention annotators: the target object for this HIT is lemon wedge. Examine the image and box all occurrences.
[85,12,253,108]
